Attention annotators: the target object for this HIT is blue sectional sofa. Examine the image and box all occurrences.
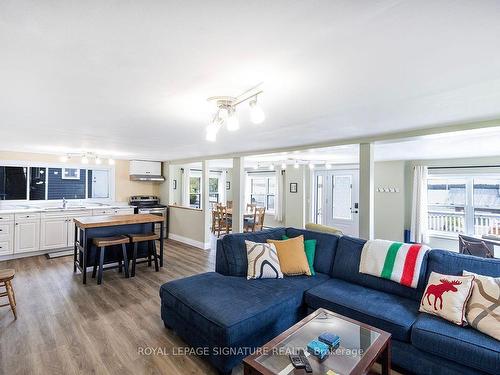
[159,227,500,375]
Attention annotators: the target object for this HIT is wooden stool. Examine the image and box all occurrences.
[127,233,160,277]
[0,269,16,319]
[92,235,130,285]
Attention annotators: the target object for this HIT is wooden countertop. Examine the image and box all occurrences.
[74,214,164,229]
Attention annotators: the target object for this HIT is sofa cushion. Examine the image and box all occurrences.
[330,236,428,301]
[412,313,500,374]
[285,228,339,274]
[426,249,500,279]
[220,227,287,276]
[305,278,420,342]
[160,271,330,346]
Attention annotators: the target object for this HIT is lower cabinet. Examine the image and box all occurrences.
[40,217,68,250]
[14,214,41,254]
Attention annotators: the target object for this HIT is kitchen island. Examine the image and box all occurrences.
[74,214,164,284]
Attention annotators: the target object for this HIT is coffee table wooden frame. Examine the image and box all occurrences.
[243,308,391,375]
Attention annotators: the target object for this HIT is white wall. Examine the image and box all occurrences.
[285,166,306,228]
[374,161,406,241]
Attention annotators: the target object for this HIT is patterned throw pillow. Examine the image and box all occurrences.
[419,271,475,325]
[245,240,283,280]
[463,271,500,340]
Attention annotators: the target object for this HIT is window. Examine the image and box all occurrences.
[209,177,219,203]
[0,166,27,200]
[29,167,46,200]
[48,168,86,199]
[62,168,80,179]
[427,173,500,236]
[249,175,275,211]
[189,176,201,208]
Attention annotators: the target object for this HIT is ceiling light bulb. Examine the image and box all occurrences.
[309,163,315,170]
[325,163,332,169]
[249,98,265,124]
[108,158,115,165]
[281,163,287,170]
[60,155,68,163]
[269,164,275,171]
[81,156,89,164]
[95,157,102,165]
[226,108,239,131]
[253,164,259,170]
[294,161,299,169]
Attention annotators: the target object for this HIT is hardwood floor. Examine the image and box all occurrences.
[0,239,397,375]
[0,240,222,375]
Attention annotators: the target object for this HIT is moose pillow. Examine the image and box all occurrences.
[420,271,475,325]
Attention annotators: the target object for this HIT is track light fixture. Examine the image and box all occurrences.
[60,152,115,166]
[206,83,265,142]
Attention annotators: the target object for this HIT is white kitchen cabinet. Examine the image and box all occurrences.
[92,208,116,216]
[14,214,41,254]
[40,217,68,250]
[113,208,135,215]
[0,221,14,256]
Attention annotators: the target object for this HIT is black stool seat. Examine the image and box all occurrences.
[127,232,160,276]
[92,235,130,285]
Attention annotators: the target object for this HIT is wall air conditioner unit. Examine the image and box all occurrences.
[129,160,165,181]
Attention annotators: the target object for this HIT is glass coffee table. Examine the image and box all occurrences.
[243,308,391,375]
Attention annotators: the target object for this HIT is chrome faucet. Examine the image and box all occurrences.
[62,197,67,209]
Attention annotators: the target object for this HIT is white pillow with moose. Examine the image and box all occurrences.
[419,271,475,325]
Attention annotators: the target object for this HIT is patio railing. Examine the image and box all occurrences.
[428,210,500,235]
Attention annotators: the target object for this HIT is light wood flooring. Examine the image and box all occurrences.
[0,239,397,375]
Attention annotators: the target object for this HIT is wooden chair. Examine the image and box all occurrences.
[458,235,494,258]
[0,269,16,319]
[244,207,266,232]
[211,203,223,234]
[127,232,160,276]
[214,205,231,237]
[92,235,130,285]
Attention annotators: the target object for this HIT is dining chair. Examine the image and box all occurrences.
[458,235,494,258]
[215,205,231,237]
[244,207,265,232]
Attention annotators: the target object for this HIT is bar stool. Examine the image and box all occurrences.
[91,235,130,285]
[0,269,16,319]
[128,232,160,276]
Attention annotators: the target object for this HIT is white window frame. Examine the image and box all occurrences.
[247,172,276,213]
[0,159,115,203]
[427,169,500,238]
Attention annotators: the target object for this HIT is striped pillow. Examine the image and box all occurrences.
[245,240,283,280]
[463,271,500,340]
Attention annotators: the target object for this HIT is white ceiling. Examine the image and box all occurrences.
[1,1,500,161]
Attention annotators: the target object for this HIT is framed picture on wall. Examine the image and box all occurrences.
[173,179,177,190]
[226,181,231,190]
[290,182,298,193]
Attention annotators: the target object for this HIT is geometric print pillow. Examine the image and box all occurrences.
[245,240,283,280]
[463,271,500,340]
[419,271,475,326]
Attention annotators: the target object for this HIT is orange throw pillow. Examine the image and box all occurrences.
[267,235,311,276]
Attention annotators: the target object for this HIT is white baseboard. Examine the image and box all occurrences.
[169,233,210,250]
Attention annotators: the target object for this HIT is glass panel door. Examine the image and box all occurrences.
[332,175,353,220]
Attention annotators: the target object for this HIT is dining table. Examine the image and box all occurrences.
[73,214,165,284]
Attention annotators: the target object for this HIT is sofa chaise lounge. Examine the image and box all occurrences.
[159,227,500,375]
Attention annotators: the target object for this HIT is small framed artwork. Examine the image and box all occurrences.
[290,182,298,193]
[173,179,177,190]
[226,181,231,190]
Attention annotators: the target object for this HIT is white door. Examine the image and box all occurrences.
[314,169,359,236]
[15,220,40,253]
[40,217,68,250]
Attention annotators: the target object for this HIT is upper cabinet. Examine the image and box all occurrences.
[129,161,164,181]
